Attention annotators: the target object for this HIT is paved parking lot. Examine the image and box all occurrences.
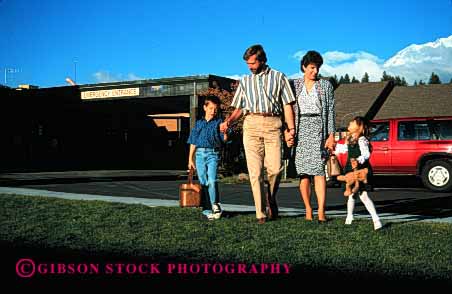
[1,170,451,222]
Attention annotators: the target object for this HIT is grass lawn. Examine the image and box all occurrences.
[1,194,451,286]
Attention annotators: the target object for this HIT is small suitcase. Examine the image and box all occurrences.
[179,168,201,207]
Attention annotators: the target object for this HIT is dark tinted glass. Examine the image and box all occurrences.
[370,122,389,141]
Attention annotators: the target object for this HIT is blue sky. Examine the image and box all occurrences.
[1,0,451,87]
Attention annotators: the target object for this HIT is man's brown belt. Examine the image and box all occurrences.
[246,112,280,117]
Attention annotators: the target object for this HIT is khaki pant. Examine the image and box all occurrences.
[243,115,283,219]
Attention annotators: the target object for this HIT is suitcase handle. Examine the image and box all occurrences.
[188,168,195,185]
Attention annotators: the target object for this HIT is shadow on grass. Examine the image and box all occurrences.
[325,194,452,221]
[3,240,449,289]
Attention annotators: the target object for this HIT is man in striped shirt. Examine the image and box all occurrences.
[219,44,296,224]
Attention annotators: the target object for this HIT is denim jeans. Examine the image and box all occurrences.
[195,148,220,215]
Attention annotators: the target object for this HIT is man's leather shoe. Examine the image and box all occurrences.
[257,217,266,224]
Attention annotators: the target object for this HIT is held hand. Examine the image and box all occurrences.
[350,158,358,169]
[284,129,295,147]
[188,161,196,171]
[286,138,295,147]
[325,137,335,151]
[219,121,229,133]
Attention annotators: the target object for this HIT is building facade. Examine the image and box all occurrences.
[0,75,235,171]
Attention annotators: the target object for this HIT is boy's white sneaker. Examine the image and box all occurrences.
[373,220,383,230]
[212,203,222,220]
[345,216,353,225]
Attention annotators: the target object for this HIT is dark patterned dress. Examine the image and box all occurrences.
[293,78,336,176]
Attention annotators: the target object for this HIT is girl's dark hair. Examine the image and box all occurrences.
[204,95,221,106]
[300,50,323,72]
[353,116,370,138]
[243,44,267,63]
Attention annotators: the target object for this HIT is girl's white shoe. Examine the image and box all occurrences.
[345,216,353,225]
[373,220,383,230]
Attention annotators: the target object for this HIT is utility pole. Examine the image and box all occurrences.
[74,59,78,84]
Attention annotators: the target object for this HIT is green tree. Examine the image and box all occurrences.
[428,72,441,84]
[401,77,407,86]
[419,80,425,85]
[413,80,418,86]
[351,76,360,83]
[343,74,350,84]
[361,72,369,83]
[381,71,391,81]
[329,75,339,89]
[381,71,408,86]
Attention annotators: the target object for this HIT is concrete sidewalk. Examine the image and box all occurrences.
[1,186,451,224]
[0,170,186,184]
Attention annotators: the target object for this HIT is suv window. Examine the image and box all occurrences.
[398,121,431,140]
[370,122,389,141]
[431,120,452,140]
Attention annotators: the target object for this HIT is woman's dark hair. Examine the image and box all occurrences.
[204,95,221,107]
[243,44,267,63]
[300,50,323,72]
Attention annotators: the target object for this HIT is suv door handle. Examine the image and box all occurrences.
[380,147,389,151]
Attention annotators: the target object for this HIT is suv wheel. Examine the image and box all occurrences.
[421,160,452,192]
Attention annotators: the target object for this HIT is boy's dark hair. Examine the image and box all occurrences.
[204,95,221,107]
[243,44,267,63]
[300,50,323,72]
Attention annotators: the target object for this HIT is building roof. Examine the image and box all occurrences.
[334,82,392,128]
[79,74,234,90]
[375,84,452,119]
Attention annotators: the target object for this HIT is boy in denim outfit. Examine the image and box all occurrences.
[187,96,230,220]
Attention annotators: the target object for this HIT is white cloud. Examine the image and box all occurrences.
[292,50,306,61]
[323,51,355,64]
[226,74,246,80]
[93,71,144,83]
[93,71,119,83]
[127,73,144,81]
[291,50,383,82]
[321,57,384,82]
[290,35,452,84]
[383,35,452,83]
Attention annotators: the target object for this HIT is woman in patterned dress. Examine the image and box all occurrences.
[289,51,336,222]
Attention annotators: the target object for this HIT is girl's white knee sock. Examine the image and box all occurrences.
[345,194,355,224]
[359,191,382,230]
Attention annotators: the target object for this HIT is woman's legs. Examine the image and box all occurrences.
[299,176,312,220]
[314,175,326,221]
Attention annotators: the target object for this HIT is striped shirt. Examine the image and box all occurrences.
[231,66,295,114]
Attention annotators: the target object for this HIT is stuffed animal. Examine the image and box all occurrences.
[337,168,368,196]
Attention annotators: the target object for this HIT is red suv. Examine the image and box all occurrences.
[335,116,452,192]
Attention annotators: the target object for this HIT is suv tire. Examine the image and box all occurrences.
[421,160,452,192]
